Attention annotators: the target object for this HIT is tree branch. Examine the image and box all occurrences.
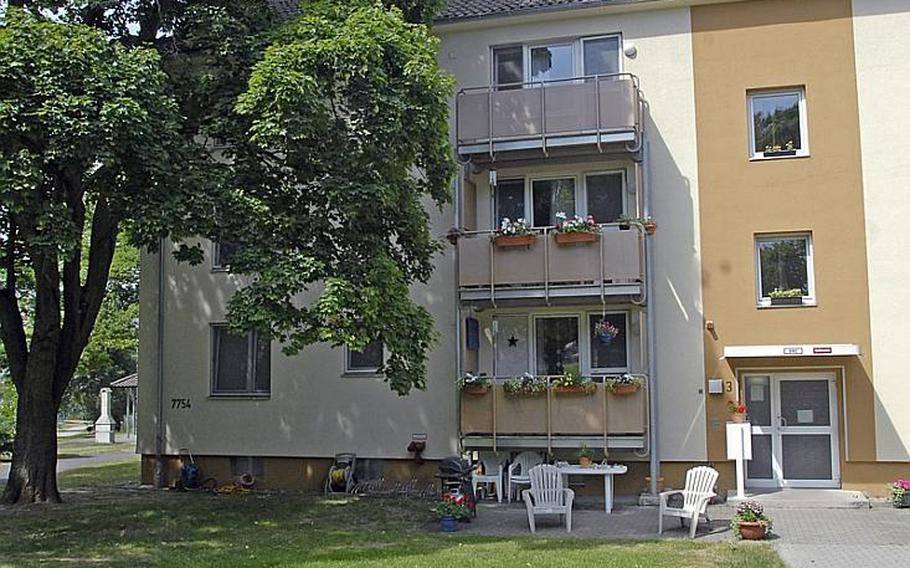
[0,217,28,389]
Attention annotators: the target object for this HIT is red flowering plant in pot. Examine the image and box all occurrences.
[728,400,748,423]
[435,495,471,532]
[890,479,910,508]
[494,217,535,248]
[731,500,772,540]
[553,212,599,245]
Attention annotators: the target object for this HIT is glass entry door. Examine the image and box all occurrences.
[744,374,840,488]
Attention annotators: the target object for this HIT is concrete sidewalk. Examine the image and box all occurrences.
[0,450,136,485]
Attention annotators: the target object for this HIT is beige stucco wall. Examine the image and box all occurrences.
[852,0,910,461]
[437,6,707,461]
[138,200,459,460]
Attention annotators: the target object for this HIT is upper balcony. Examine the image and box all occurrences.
[456,73,642,163]
[457,223,645,306]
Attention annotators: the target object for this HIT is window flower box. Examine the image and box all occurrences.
[462,385,490,396]
[606,374,643,397]
[768,287,805,306]
[494,234,535,248]
[553,212,598,246]
[762,149,797,158]
[770,297,803,306]
[553,385,595,396]
[554,232,597,245]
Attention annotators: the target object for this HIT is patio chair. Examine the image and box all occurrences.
[472,452,505,503]
[522,464,575,533]
[507,451,543,503]
[658,466,718,538]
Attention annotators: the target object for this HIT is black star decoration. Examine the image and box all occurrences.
[507,335,519,347]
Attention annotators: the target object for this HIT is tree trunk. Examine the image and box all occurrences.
[2,369,61,504]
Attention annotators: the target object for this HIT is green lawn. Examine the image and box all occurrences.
[0,461,785,568]
[56,428,136,459]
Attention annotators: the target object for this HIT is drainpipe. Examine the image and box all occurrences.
[154,239,167,488]
[454,168,464,453]
[643,138,660,497]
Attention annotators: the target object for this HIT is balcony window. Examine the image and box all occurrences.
[211,325,270,396]
[346,339,384,374]
[749,88,808,159]
[495,179,526,228]
[589,313,628,372]
[532,178,576,227]
[755,233,815,307]
[530,44,574,83]
[212,240,239,271]
[493,46,523,88]
[535,316,579,375]
[584,172,625,223]
[583,36,621,76]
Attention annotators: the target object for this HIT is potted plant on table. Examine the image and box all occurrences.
[592,318,621,345]
[553,212,599,245]
[552,366,595,395]
[769,287,804,306]
[728,400,748,423]
[890,479,910,508]
[731,500,772,540]
[607,374,643,397]
[494,217,534,248]
[457,372,490,396]
[577,444,596,468]
[435,496,470,533]
[503,373,548,398]
[616,215,657,235]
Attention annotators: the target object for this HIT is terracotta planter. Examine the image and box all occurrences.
[610,383,640,397]
[643,222,657,236]
[737,521,767,540]
[579,456,594,468]
[494,234,535,248]
[554,232,597,245]
[462,385,490,397]
[554,385,594,396]
[731,413,747,424]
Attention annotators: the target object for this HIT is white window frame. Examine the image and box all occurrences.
[492,44,524,88]
[531,313,581,376]
[579,169,628,222]
[490,33,624,86]
[754,232,816,308]
[586,311,631,374]
[210,324,270,397]
[580,34,624,77]
[748,88,809,160]
[343,341,385,376]
[527,41,577,84]
[493,177,529,228]
[529,174,579,227]
[211,240,236,272]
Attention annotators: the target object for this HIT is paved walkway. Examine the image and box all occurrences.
[0,450,136,485]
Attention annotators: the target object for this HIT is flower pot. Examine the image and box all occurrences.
[579,456,593,468]
[597,334,615,345]
[610,383,640,397]
[494,234,535,248]
[462,385,490,397]
[554,232,597,245]
[440,516,459,533]
[554,385,594,396]
[643,222,657,236]
[731,413,747,424]
[763,149,797,158]
[737,521,767,540]
[770,296,803,306]
[891,491,910,508]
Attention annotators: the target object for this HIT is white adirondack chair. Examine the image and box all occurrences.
[507,451,544,503]
[522,464,575,533]
[472,452,505,503]
[658,466,719,538]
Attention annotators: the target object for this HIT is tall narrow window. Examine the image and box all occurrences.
[535,316,579,376]
[212,326,270,395]
[589,313,628,371]
[529,44,574,83]
[755,234,814,306]
[749,88,808,159]
[532,178,576,227]
[583,36,621,76]
[495,179,526,228]
[346,339,383,374]
[585,173,624,223]
[493,46,523,88]
[213,240,239,271]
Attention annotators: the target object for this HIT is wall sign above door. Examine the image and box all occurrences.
[723,344,862,358]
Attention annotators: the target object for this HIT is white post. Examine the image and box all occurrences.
[726,422,752,500]
[94,387,116,444]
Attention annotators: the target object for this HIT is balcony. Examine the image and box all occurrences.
[457,224,644,305]
[460,380,648,451]
[456,73,641,161]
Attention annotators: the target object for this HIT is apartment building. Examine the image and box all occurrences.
[138,0,910,496]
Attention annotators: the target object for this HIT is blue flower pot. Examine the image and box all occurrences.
[440,516,459,532]
[597,334,614,345]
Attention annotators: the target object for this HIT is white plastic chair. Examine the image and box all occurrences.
[472,452,505,503]
[507,451,544,503]
[658,466,718,538]
[522,464,575,533]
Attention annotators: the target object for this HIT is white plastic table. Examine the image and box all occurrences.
[555,464,628,513]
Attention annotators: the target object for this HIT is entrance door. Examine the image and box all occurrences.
[744,374,840,488]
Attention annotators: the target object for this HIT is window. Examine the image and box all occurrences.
[493,46,524,88]
[231,456,264,479]
[749,88,808,159]
[582,36,621,76]
[532,178,576,227]
[589,313,628,371]
[346,339,383,374]
[529,44,574,83]
[755,234,814,306]
[584,172,624,223]
[211,326,270,395]
[535,316,579,375]
[212,240,239,271]
[495,179,526,228]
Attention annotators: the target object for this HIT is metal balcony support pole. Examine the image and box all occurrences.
[595,75,603,152]
[488,87,494,160]
[492,320,498,453]
[643,136,659,497]
[599,226,606,303]
[490,235,496,308]
[602,382,609,457]
[454,170,465,453]
[540,81,548,156]
[546,382,553,456]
